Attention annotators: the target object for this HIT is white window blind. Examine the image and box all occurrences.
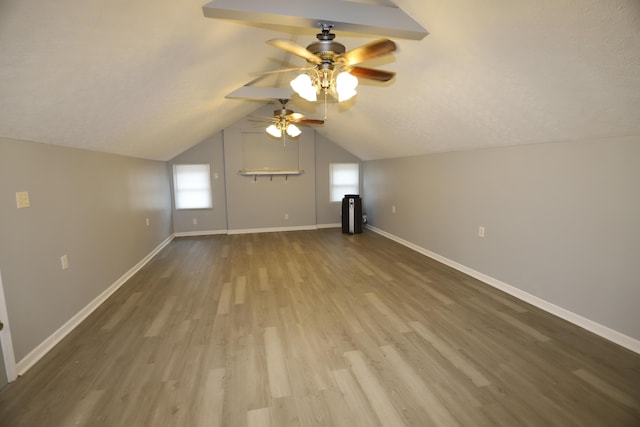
[330,163,359,202]
[173,164,212,209]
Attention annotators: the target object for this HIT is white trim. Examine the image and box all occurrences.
[227,225,318,235]
[16,235,174,375]
[0,270,17,382]
[174,230,228,237]
[316,223,341,229]
[173,225,341,237]
[367,225,640,355]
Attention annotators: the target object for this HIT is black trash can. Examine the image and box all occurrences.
[342,194,363,234]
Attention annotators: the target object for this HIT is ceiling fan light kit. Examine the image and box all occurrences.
[290,68,358,102]
[267,122,301,139]
[255,99,324,140]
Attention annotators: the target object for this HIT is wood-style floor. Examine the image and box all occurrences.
[1,229,639,426]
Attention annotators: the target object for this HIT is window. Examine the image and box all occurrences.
[330,163,359,202]
[173,164,212,209]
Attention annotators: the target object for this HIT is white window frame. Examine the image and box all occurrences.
[330,163,360,202]
[173,164,213,210]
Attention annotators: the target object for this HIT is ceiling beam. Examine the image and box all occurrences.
[225,86,294,100]
[202,0,428,40]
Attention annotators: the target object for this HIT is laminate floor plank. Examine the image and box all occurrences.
[380,344,460,427]
[409,320,491,387]
[1,230,639,426]
[331,368,381,427]
[195,367,226,427]
[343,350,407,427]
[264,326,293,399]
[247,407,271,427]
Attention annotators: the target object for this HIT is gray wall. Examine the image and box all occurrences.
[0,137,172,361]
[224,107,316,231]
[169,133,228,234]
[169,105,361,232]
[363,136,640,341]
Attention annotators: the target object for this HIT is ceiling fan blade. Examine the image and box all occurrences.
[349,66,396,82]
[249,115,276,121]
[267,39,322,64]
[283,112,324,125]
[296,118,325,125]
[250,66,309,77]
[285,112,305,121]
[338,39,397,65]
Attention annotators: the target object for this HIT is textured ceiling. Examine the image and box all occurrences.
[1,0,639,161]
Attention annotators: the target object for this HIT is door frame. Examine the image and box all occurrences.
[0,269,17,383]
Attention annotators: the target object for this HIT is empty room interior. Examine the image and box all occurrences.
[0,0,639,426]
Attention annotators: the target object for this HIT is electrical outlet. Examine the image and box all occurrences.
[392,205,396,214]
[192,218,198,225]
[284,213,289,220]
[478,226,485,238]
[60,255,69,270]
[145,218,150,226]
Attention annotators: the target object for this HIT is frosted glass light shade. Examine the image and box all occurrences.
[290,74,317,102]
[266,124,282,138]
[286,123,301,137]
[336,72,358,102]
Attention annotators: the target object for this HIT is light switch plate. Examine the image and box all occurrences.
[16,191,30,208]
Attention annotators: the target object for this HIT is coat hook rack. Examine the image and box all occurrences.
[238,169,304,181]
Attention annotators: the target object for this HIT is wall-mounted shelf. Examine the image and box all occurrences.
[238,169,304,181]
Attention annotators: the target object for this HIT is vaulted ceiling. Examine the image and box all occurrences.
[1,0,639,161]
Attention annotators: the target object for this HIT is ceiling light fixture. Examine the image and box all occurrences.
[290,68,358,103]
[249,99,324,144]
[265,124,282,138]
[265,120,302,138]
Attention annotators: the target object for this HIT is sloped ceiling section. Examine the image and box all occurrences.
[0,0,639,161]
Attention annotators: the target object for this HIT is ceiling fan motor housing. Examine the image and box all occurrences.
[275,108,294,117]
[307,27,345,61]
[306,40,345,61]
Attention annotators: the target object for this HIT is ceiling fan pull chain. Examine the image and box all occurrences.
[324,91,328,121]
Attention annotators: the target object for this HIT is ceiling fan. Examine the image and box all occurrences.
[250,99,324,141]
[264,24,397,102]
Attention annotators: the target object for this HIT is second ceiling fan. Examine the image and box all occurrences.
[250,98,324,140]
[265,24,397,102]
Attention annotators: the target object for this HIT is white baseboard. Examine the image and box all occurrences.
[174,229,228,237]
[16,235,174,375]
[227,225,319,235]
[174,225,341,237]
[367,225,640,355]
[316,223,341,229]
